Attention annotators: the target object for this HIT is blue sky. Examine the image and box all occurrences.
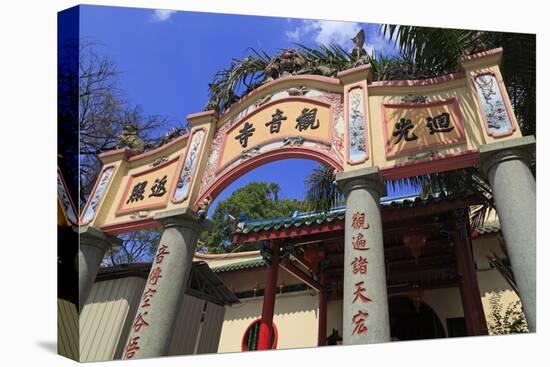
[79,5,416,216]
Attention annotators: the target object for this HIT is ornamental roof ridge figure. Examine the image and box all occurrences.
[116,123,146,153]
[351,29,368,61]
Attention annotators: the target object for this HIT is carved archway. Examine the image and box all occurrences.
[193,82,348,213]
[193,147,342,211]
[80,48,525,237]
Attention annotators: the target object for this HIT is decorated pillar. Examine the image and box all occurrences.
[453,209,488,336]
[479,136,536,331]
[336,167,390,345]
[79,226,121,311]
[122,208,210,359]
[258,240,280,350]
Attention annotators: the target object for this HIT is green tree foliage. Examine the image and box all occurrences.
[203,182,306,253]
[487,291,529,334]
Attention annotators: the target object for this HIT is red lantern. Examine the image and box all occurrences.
[403,232,427,263]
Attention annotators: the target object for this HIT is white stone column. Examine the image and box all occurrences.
[336,167,390,345]
[79,226,121,311]
[479,136,536,331]
[122,208,211,360]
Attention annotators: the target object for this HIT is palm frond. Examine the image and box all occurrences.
[385,175,429,195]
[295,43,353,72]
[381,25,479,74]
[418,167,495,229]
[304,165,343,213]
[207,49,271,111]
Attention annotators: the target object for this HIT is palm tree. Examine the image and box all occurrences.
[304,165,343,213]
[206,44,437,113]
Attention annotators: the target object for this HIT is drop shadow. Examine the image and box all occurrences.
[36,340,57,354]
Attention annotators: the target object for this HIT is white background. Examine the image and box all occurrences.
[0,0,546,366]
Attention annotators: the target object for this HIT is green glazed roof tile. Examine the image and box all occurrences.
[210,258,265,273]
[235,193,465,235]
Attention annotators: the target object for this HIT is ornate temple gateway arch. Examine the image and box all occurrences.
[79,48,535,358]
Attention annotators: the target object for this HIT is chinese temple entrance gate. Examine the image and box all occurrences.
[231,192,490,343]
[78,47,535,358]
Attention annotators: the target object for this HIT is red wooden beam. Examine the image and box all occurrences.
[286,233,344,246]
[291,253,312,274]
[280,262,323,293]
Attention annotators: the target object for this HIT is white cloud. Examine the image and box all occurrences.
[285,20,361,48]
[286,21,399,57]
[152,9,176,22]
[286,28,302,41]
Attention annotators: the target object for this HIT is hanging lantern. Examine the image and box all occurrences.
[403,232,427,263]
[407,286,425,313]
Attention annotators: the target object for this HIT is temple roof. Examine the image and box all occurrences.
[210,257,265,273]
[208,219,501,274]
[234,192,469,235]
[191,191,503,276]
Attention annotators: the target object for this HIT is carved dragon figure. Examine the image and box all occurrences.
[263,49,307,81]
[116,124,145,152]
[351,29,370,64]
